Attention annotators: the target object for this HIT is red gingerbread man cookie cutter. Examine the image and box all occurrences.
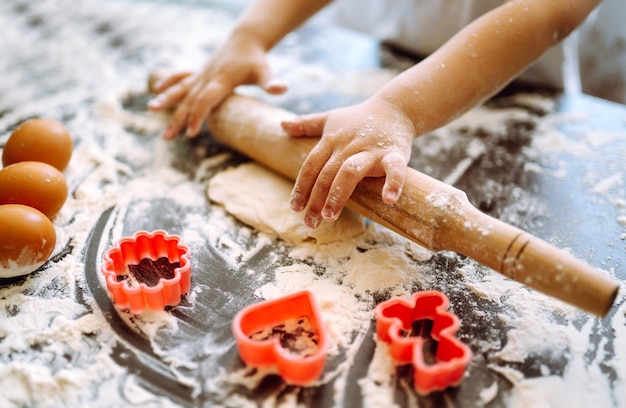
[374,290,472,395]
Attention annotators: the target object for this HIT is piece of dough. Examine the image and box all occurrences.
[208,162,366,244]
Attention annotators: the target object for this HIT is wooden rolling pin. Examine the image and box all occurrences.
[206,94,619,317]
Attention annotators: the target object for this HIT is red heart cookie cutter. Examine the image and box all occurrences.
[101,230,191,314]
[374,290,472,395]
[232,290,329,386]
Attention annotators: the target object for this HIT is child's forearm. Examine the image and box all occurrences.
[231,0,333,51]
[376,0,602,136]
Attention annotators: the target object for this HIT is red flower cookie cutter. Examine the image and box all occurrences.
[374,290,472,395]
[101,230,191,314]
[232,290,329,386]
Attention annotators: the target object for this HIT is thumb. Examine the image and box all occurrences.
[256,65,288,95]
[281,112,329,137]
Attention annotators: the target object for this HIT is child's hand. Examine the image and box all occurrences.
[148,38,287,140]
[281,97,415,228]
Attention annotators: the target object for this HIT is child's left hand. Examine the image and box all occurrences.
[281,96,415,229]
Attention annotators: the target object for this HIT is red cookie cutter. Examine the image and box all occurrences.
[101,230,191,314]
[232,290,328,386]
[374,290,472,395]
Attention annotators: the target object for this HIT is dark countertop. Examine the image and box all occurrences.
[1,1,625,407]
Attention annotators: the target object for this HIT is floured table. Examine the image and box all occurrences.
[0,1,625,407]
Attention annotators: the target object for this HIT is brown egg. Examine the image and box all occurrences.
[0,204,56,278]
[2,118,73,171]
[0,161,68,219]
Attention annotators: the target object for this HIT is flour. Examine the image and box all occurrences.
[359,340,398,408]
[479,381,498,404]
[1,0,625,406]
[0,0,237,405]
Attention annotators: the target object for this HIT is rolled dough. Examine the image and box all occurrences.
[207,162,366,244]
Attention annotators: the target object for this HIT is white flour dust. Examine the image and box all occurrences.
[0,0,625,407]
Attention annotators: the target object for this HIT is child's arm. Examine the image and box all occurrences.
[284,0,601,228]
[148,0,332,139]
[378,0,601,134]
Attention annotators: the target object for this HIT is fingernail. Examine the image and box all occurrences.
[162,126,176,140]
[266,79,288,92]
[185,127,195,137]
[383,189,400,204]
[290,193,304,211]
[306,213,321,229]
[148,96,164,108]
[322,206,338,221]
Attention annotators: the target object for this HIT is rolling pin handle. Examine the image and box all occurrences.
[510,235,619,317]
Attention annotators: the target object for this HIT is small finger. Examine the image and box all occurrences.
[186,81,231,137]
[321,152,375,221]
[153,71,193,93]
[148,94,174,111]
[161,102,191,139]
[291,144,332,212]
[381,152,408,204]
[281,112,328,137]
[148,76,194,111]
[303,156,346,228]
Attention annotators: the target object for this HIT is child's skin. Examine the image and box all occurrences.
[148,0,601,229]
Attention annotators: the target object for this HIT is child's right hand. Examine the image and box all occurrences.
[282,96,415,229]
[148,36,287,140]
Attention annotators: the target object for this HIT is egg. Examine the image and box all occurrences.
[0,161,68,219]
[2,118,73,171]
[0,204,56,278]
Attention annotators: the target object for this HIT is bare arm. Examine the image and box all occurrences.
[149,0,332,139]
[378,0,602,135]
[284,0,602,228]
[232,0,333,52]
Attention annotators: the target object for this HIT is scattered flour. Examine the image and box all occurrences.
[0,0,624,407]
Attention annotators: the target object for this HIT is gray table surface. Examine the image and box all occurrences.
[1,1,625,407]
